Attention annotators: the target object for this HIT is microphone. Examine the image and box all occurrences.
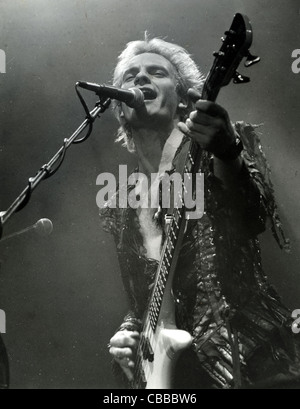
[34,218,53,237]
[76,82,147,108]
[0,218,53,242]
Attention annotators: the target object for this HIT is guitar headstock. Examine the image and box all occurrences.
[202,13,260,101]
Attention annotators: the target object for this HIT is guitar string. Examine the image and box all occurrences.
[134,190,192,386]
[134,206,185,387]
[133,216,177,386]
[134,139,199,387]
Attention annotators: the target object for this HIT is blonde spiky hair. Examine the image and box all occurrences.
[112,33,204,152]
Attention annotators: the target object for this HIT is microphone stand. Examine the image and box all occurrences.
[0,93,111,240]
[0,86,111,389]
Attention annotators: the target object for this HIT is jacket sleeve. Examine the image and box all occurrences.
[99,203,143,323]
[99,203,143,387]
[234,121,289,249]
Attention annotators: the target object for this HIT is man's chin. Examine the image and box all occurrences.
[131,106,160,120]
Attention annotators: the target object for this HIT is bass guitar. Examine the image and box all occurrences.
[132,13,260,389]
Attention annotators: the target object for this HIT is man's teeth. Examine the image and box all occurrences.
[142,89,157,100]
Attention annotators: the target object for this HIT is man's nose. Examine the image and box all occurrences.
[134,71,151,86]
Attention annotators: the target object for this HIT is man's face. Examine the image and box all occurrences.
[120,52,180,129]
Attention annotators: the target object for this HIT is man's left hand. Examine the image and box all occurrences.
[177,88,236,158]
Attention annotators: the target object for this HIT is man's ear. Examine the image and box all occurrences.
[177,98,189,116]
[118,109,127,126]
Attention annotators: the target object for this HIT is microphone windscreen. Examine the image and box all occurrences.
[34,218,53,237]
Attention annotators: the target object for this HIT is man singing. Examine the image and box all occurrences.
[100,35,300,389]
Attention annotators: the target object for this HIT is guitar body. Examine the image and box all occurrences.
[145,326,193,389]
[142,281,193,389]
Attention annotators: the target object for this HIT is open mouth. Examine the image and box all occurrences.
[140,88,157,100]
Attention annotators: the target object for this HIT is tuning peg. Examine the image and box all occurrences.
[224,30,236,36]
[233,71,250,84]
[244,50,260,67]
[213,51,225,58]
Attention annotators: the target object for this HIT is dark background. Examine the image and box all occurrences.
[0,0,299,389]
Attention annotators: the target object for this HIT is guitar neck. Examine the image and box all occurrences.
[133,140,200,389]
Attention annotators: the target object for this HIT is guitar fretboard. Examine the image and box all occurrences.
[147,141,200,331]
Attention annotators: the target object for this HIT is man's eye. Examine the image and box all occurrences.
[153,71,165,77]
[124,75,134,82]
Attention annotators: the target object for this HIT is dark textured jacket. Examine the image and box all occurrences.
[100,122,300,388]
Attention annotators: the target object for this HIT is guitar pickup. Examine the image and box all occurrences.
[164,214,173,225]
[142,336,154,362]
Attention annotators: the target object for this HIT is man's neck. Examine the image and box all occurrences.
[132,120,178,177]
